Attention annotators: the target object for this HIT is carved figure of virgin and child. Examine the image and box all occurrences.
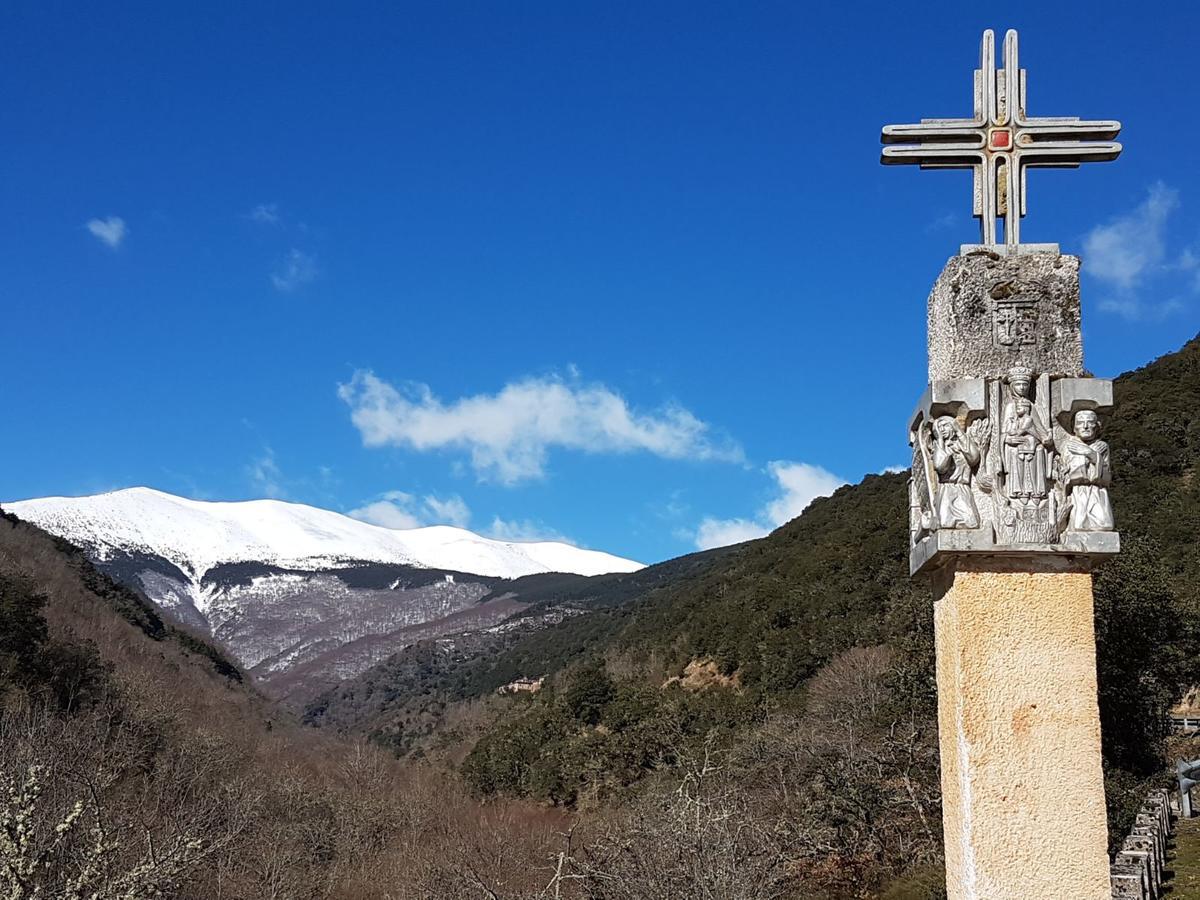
[1000,368,1053,502]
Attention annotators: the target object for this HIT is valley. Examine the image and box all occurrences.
[6,335,1200,897]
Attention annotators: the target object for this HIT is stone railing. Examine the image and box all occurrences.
[1110,789,1171,899]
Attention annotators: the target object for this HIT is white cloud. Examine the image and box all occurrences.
[762,461,847,526]
[271,249,317,291]
[249,449,286,499]
[86,216,126,249]
[1083,183,1196,319]
[1083,183,1177,290]
[486,516,572,544]
[1098,296,1184,321]
[423,494,471,528]
[248,203,280,225]
[338,371,743,484]
[693,460,845,551]
[348,499,422,529]
[349,491,472,530]
[694,517,766,550]
[925,212,959,232]
[349,491,573,543]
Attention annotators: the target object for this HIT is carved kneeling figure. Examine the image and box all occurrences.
[932,415,982,529]
[1059,410,1114,532]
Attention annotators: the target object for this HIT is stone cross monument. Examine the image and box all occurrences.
[882,29,1121,899]
[882,28,1121,249]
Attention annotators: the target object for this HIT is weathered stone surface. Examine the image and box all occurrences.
[911,529,1119,576]
[908,369,1120,574]
[928,250,1084,382]
[910,260,1119,571]
[934,561,1111,899]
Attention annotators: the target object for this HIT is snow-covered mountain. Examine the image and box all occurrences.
[6,487,642,582]
[5,488,643,699]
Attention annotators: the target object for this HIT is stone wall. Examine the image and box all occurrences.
[1110,790,1171,898]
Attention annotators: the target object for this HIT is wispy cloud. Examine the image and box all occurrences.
[486,516,572,544]
[925,211,959,233]
[339,371,744,484]
[423,494,472,528]
[248,203,281,225]
[1097,296,1185,321]
[248,448,286,499]
[348,490,573,543]
[693,461,845,550]
[349,490,472,530]
[1084,183,1177,290]
[271,249,317,292]
[85,216,126,249]
[694,516,766,550]
[348,496,421,529]
[1083,182,1196,320]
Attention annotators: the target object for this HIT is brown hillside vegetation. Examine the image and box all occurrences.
[0,512,575,899]
[1,505,931,899]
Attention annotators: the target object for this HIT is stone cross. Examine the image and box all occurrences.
[881,29,1121,248]
[882,28,1123,900]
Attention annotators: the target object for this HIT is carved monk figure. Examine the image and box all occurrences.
[931,415,981,529]
[1059,409,1114,531]
[1001,368,1053,500]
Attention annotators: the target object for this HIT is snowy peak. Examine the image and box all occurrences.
[4,487,644,580]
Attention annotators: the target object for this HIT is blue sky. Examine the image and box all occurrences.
[3,2,1198,564]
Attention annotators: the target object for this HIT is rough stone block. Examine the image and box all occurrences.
[928,250,1084,382]
[1123,836,1160,880]
[1052,378,1114,428]
[1117,849,1157,893]
[1110,864,1147,899]
[1131,825,1165,864]
[1110,869,1145,899]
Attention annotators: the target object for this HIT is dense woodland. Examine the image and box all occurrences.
[5,336,1200,898]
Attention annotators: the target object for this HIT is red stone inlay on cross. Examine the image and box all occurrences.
[989,129,1012,151]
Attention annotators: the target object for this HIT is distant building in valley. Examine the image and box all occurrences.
[497,676,544,695]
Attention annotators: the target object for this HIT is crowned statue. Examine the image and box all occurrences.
[999,366,1053,503]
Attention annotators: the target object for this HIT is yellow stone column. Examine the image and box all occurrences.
[933,558,1111,899]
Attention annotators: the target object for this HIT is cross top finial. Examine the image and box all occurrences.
[881,29,1122,248]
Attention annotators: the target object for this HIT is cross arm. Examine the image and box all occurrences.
[1019,141,1123,166]
[882,120,984,144]
[1017,118,1122,141]
[881,145,984,167]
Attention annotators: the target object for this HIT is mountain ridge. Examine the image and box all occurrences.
[5,486,643,582]
[2,487,646,697]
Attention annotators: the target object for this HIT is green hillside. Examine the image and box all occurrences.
[470,334,1200,713]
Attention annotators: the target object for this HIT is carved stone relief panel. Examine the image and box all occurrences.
[909,367,1115,560]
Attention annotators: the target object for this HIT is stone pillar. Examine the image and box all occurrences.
[909,248,1120,899]
[933,559,1111,899]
